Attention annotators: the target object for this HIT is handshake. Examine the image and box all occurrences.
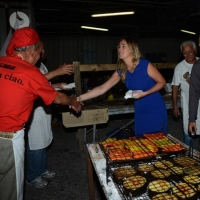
[68,96,84,113]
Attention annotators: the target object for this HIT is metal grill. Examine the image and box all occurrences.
[99,134,200,199]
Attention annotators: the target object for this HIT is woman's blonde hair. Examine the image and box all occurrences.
[117,36,141,82]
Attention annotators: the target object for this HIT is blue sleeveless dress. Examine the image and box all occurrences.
[123,58,168,137]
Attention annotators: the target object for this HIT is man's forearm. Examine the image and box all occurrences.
[44,70,59,81]
[172,86,179,108]
[53,92,72,105]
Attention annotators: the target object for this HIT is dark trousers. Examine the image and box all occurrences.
[26,143,47,182]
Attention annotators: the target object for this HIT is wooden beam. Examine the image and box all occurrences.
[152,62,177,69]
[79,64,117,72]
[79,62,177,72]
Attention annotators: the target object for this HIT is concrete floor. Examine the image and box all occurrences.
[23,113,200,200]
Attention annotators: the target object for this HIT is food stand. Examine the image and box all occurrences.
[61,62,196,199]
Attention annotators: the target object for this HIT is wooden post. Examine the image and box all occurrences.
[86,148,95,200]
[73,61,82,96]
[73,61,85,151]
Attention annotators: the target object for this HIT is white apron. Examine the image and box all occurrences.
[27,63,53,150]
[27,102,53,150]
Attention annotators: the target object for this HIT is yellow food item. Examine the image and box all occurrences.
[174,156,198,167]
[168,166,183,175]
[148,179,170,193]
[183,175,200,185]
[151,169,171,179]
[114,167,137,181]
[183,165,200,175]
[154,160,173,169]
[123,175,146,191]
[138,163,155,173]
[172,182,196,199]
[152,193,178,200]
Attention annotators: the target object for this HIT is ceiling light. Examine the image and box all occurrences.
[81,26,108,31]
[40,9,60,11]
[180,30,196,35]
[92,11,134,17]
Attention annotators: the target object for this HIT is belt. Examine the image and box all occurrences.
[0,131,15,139]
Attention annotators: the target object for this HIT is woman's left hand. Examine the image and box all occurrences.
[132,91,145,99]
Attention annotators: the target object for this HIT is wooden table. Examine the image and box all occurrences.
[86,135,199,200]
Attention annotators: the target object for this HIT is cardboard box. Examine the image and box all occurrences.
[62,108,109,128]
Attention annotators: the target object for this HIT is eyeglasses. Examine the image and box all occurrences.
[182,50,195,55]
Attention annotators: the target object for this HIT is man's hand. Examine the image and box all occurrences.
[69,96,84,113]
[56,63,74,76]
[188,122,197,135]
[173,106,180,118]
[44,64,74,81]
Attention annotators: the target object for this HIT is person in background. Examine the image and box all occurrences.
[25,45,74,188]
[188,36,200,136]
[171,40,198,146]
[0,27,82,200]
[77,36,168,137]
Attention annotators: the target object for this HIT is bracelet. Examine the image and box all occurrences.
[77,96,82,102]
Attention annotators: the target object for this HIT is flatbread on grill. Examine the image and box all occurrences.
[123,175,146,191]
[114,167,136,181]
[137,163,155,173]
[174,156,198,167]
[151,169,171,179]
[172,182,197,199]
[154,160,173,169]
[148,179,170,193]
[152,192,178,200]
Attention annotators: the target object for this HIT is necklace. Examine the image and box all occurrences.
[17,54,24,60]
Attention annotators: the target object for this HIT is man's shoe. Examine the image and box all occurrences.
[26,176,48,188]
[41,170,56,178]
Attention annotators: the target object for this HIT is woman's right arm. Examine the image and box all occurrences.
[79,71,121,101]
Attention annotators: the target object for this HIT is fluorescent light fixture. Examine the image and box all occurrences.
[81,26,108,31]
[92,11,134,17]
[181,29,196,35]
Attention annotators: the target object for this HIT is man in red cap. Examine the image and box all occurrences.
[0,27,82,200]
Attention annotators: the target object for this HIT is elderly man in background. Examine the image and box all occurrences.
[171,40,198,146]
[0,27,82,200]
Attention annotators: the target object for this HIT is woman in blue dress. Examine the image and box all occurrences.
[78,36,168,137]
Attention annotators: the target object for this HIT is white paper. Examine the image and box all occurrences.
[55,82,75,91]
[124,90,143,99]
